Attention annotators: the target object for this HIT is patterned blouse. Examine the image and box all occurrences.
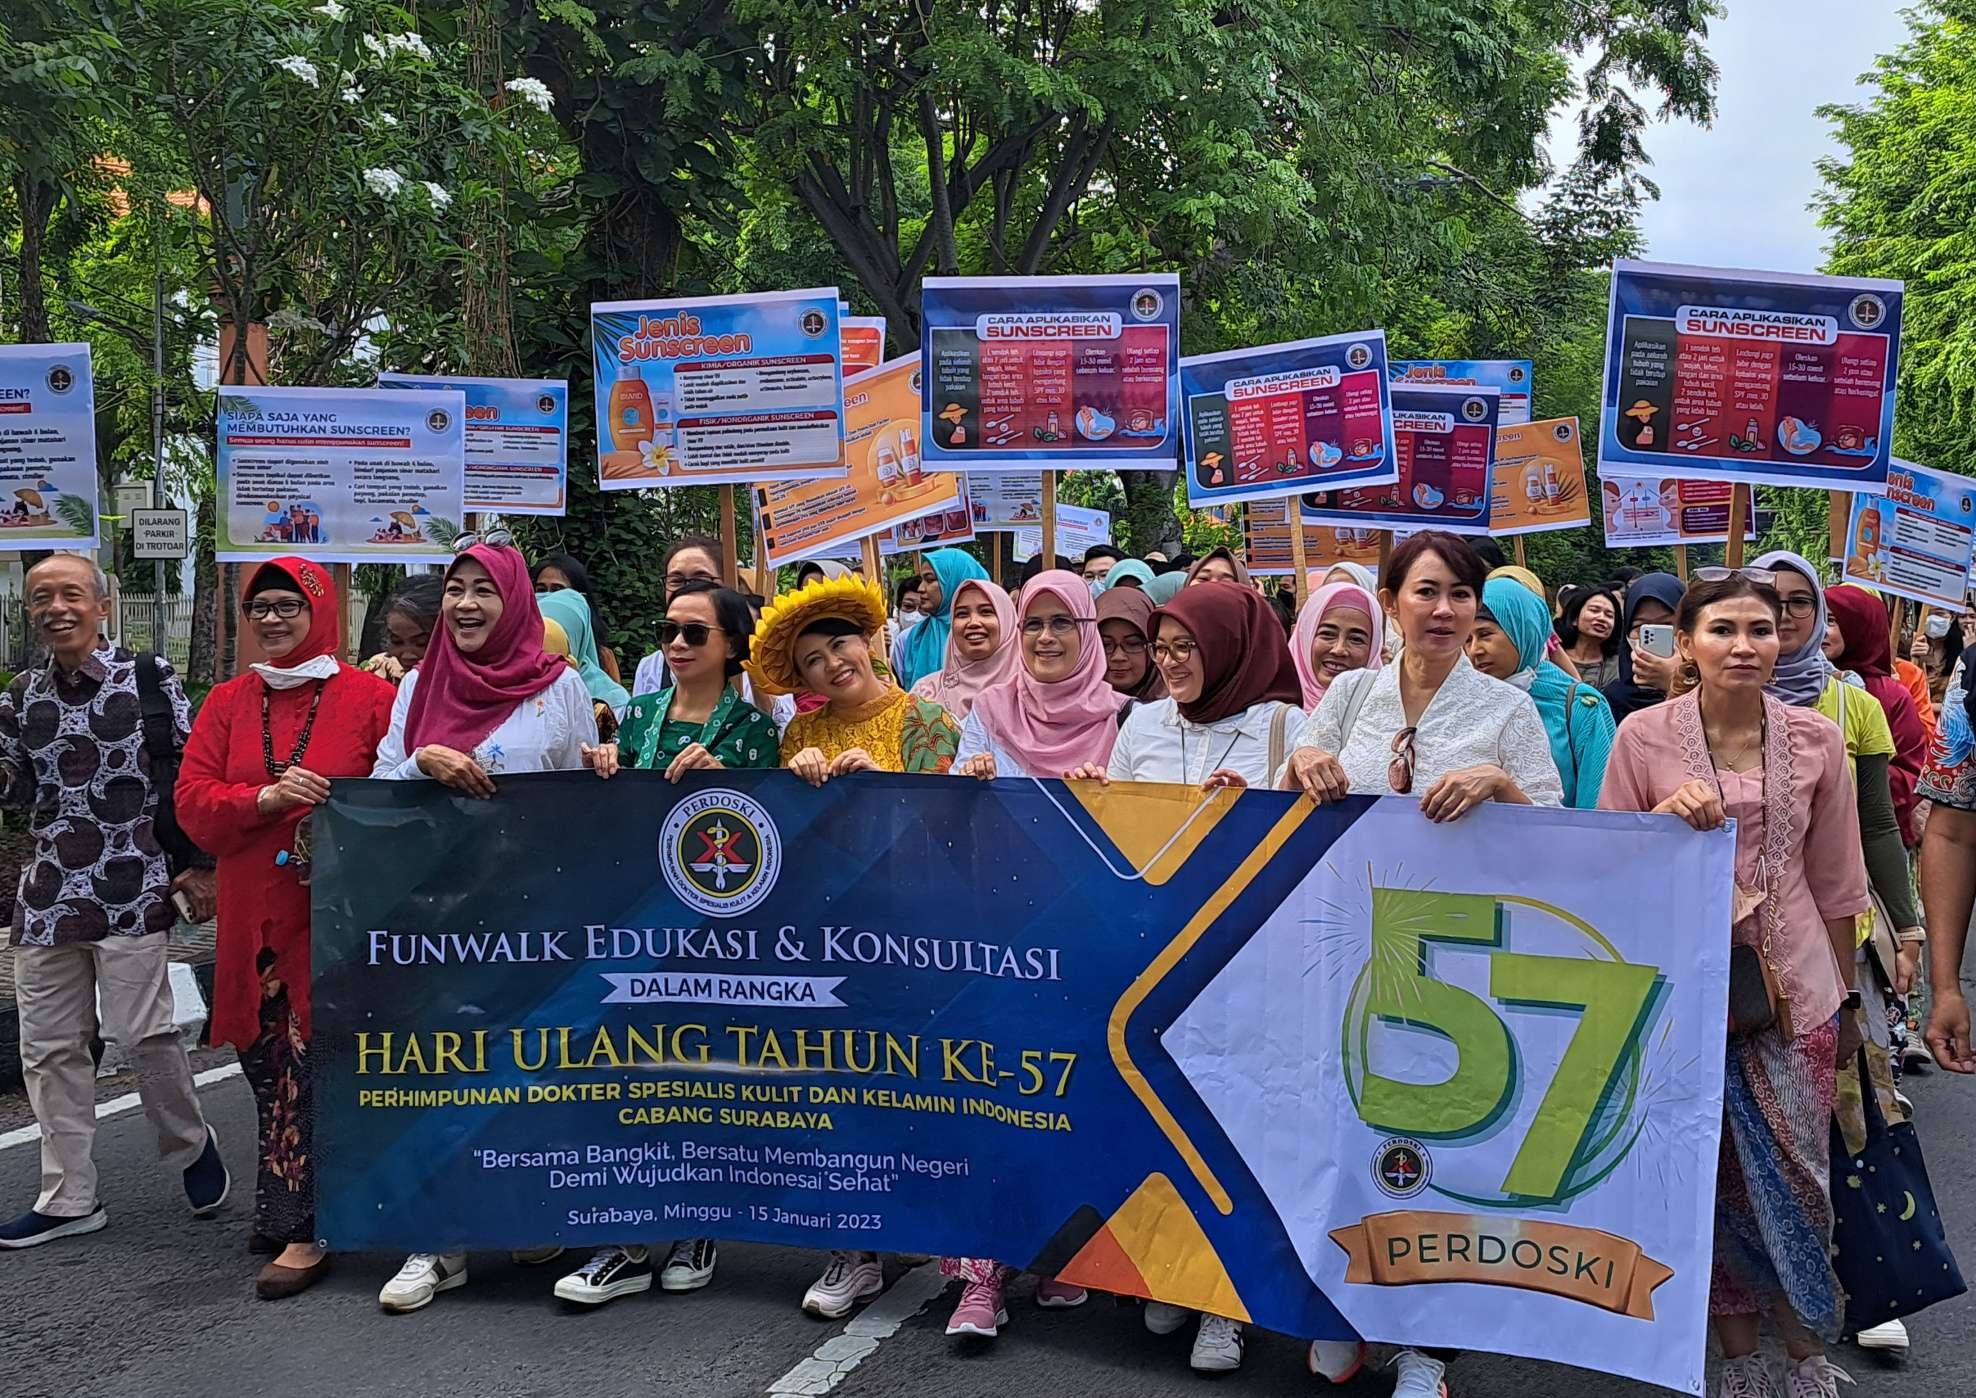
[779,688,959,774]
[618,685,780,772]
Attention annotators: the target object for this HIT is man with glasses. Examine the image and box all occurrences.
[1081,544,1124,587]
[0,555,227,1248]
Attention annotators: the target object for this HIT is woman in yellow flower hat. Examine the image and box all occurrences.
[747,573,960,791]
[743,571,960,1319]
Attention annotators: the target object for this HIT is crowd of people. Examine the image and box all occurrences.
[2,526,1972,1398]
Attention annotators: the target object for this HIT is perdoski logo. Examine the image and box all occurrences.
[660,789,782,916]
[1373,1137,1432,1199]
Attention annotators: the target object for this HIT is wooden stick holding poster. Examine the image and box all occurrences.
[1288,514,1310,606]
[719,484,740,585]
[1040,473,1058,567]
[1513,536,1527,569]
[861,534,884,591]
[1724,484,1749,568]
[1674,544,1689,582]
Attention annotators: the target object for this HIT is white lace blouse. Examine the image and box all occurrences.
[372,666,599,780]
[1286,654,1564,806]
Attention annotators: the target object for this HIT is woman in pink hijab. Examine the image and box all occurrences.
[937,569,1116,1337]
[909,578,1019,723]
[1290,580,1384,710]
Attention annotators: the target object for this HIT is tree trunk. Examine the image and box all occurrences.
[1118,469,1182,556]
[13,174,56,343]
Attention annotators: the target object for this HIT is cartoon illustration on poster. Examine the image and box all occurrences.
[1179,332,1397,508]
[1599,475,1756,549]
[1391,359,1532,427]
[1490,418,1589,537]
[378,373,567,515]
[966,474,1048,530]
[0,343,101,547]
[1014,503,1112,561]
[755,355,961,570]
[841,316,888,376]
[1241,496,1383,577]
[1600,260,1902,489]
[216,385,465,564]
[590,288,846,489]
[1841,459,1976,609]
[920,274,1180,473]
[1298,384,1499,534]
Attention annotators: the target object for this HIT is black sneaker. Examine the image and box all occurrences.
[0,1206,108,1250]
[660,1238,717,1292]
[553,1246,654,1305]
[183,1127,229,1216]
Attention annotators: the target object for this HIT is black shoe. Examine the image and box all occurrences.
[184,1127,230,1216]
[248,1230,282,1256]
[553,1247,655,1305]
[0,1206,108,1249]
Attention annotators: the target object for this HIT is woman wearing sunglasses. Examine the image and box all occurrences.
[548,578,771,1310]
[615,580,779,778]
[1281,531,1562,824]
[1599,571,1867,1398]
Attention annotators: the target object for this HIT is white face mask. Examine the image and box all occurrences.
[896,609,923,632]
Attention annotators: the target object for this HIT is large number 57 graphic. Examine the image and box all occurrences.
[1341,887,1665,1207]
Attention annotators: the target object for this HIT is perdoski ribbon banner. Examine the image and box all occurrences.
[315,778,1731,1394]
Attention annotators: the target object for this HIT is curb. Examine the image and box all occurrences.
[0,957,217,1096]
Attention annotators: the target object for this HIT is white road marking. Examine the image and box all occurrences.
[0,1062,241,1152]
[767,1261,950,1396]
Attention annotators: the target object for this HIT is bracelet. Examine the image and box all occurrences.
[1897,927,1927,945]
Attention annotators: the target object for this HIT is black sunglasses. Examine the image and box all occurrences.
[658,620,725,648]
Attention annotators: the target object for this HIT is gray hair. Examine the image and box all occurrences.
[26,552,109,599]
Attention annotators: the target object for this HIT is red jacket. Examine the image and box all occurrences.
[177,665,395,1049]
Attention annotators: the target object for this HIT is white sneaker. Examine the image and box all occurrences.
[379,1252,467,1312]
[1782,1354,1854,1398]
[1189,1314,1244,1372]
[554,1246,654,1305]
[801,1250,883,1318]
[661,1237,717,1292]
[1142,1300,1191,1335]
[1718,1353,1779,1398]
[1854,1318,1909,1354]
[1393,1348,1449,1398]
[1901,1042,1932,1073]
[1308,1338,1368,1382]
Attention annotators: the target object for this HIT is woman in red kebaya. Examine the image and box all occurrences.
[177,558,395,1300]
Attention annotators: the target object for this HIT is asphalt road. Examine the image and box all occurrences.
[2,1055,1973,1398]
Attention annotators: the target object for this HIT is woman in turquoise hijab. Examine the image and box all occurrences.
[1100,559,1156,593]
[539,588,631,712]
[1144,570,1185,606]
[1468,576,1615,808]
[895,548,989,690]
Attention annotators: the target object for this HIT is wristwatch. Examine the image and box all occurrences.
[1841,990,1863,1011]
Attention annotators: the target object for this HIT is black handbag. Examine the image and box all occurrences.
[1831,1048,1966,1333]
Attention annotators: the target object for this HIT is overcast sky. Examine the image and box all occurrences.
[1547,1,1918,273]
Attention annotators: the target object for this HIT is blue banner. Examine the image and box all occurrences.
[919,275,1180,473]
[314,773,1740,1391]
[1390,359,1532,426]
[1599,259,1901,489]
[1180,332,1396,508]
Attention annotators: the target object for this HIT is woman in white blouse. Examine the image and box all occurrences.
[1281,531,1561,819]
[370,540,614,1314]
[1075,580,1305,800]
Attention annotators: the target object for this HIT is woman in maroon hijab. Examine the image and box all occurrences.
[178,557,396,1298]
[1826,584,1929,845]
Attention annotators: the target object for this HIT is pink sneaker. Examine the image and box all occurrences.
[946,1276,1009,1337]
[1034,1277,1088,1308]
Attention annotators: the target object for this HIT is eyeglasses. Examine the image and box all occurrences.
[1777,594,1818,617]
[1388,725,1418,795]
[243,598,306,621]
[1151,639,1198,664]
[657,620,725,648]
[451,527,516,553]
[1693,566,1777,586]
[1100,635,1148,656]
[1020,615,1093,637]
[665,570,719,592]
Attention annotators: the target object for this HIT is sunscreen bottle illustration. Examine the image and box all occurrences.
[608,365,656,453]
[900,427,923,486]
